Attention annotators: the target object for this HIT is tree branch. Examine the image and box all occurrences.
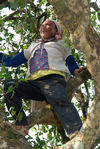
[66,69,91,99]
[3,10,24,22]
[0,109,33,149]
[90,2,100,12]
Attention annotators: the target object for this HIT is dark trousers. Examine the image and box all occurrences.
[4,74,82,134]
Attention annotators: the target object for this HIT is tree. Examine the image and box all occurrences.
[0,0,100,148]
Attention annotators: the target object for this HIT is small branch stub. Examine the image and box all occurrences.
[8,0,14,3]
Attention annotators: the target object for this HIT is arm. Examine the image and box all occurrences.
[66,55,86,76]
[0,51,27,67]
[66,55,79,75]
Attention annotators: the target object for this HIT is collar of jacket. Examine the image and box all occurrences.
[36,37,56,43]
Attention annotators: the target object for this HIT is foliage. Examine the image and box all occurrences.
[27,125,63,148]
[0,0,99,148]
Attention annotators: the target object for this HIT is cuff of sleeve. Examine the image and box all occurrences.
[66,55,79,76]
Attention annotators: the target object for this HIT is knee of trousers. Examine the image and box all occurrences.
[47,95,69,106]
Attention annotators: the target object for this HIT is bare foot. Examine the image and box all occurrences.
[15,125,28,135]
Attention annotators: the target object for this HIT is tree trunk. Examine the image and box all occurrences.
[48,0,100,148]
[0,0,100,148]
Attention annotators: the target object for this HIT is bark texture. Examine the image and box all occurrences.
[48,0,100,149]
[0,0,100,148]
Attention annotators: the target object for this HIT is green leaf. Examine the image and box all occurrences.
[0,16,4,28]
[9,0,19,9]
[8,85,13,93]
[97,12,100,21]
[17,0,27,8]
[0,72,3,79]
[0,37,3,41]
[8,117,14,121]
[11,110,16,116]
[17,112,24,122]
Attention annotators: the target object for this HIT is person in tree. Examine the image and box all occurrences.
[0,19,85,138]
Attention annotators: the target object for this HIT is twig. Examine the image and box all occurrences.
[3,10,25,22]
[90,2,100,12]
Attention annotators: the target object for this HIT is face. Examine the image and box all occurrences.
[40,20,58,40]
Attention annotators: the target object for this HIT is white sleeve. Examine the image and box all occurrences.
[63,42,71,60]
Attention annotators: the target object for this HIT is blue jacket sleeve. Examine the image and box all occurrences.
[0,51,27,67]
[66,55,79,76]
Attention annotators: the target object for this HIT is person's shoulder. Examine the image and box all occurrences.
[56,39,65,45]
[28,39,41,49]
[24,41,38,59]
[55,39,66,48]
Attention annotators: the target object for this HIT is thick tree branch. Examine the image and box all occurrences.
[47,0,100,148]
[66,69,91,99]
[0,109,33,149]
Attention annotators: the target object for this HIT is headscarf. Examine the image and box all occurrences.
[36,19,63,43]
[49,19,63,40]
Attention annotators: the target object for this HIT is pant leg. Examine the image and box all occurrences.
[4,79,45,125]
[38,75,82,134]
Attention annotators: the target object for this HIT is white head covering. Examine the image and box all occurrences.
[46,19,63,40]
[51,20,63,40]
